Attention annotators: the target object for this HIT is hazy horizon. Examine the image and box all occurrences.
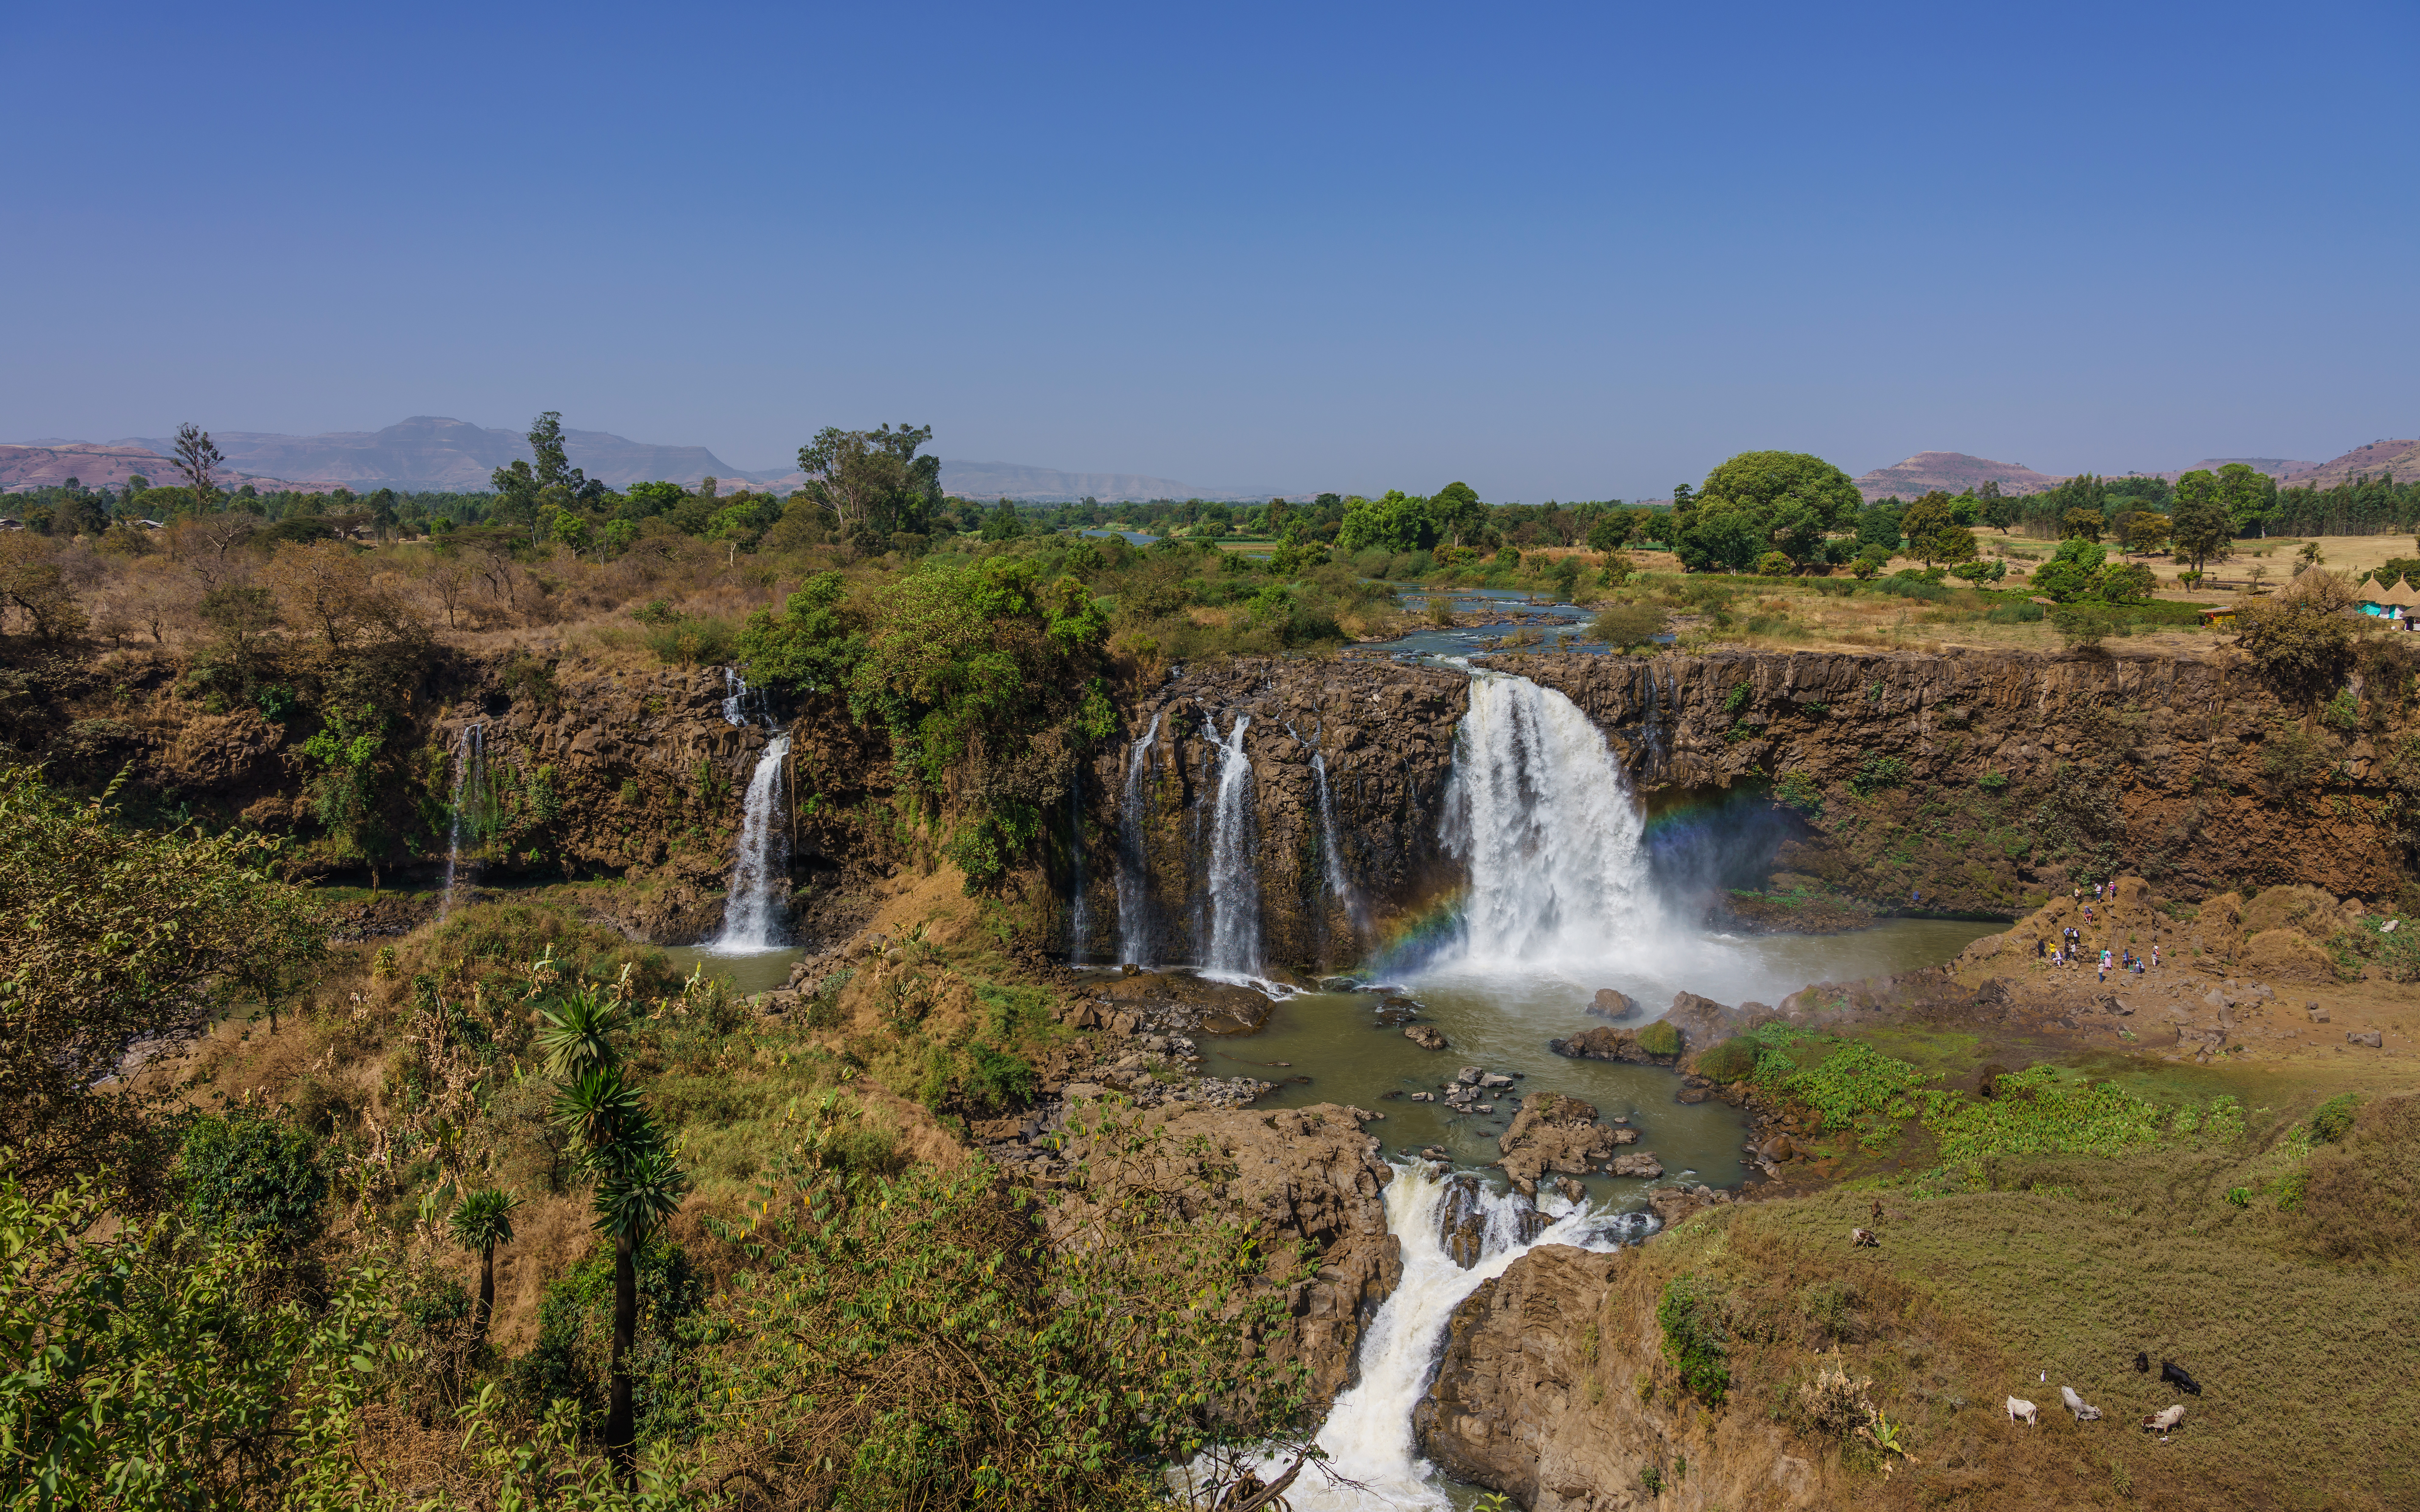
[6,1,2415,499]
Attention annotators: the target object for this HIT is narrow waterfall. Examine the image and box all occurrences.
[1203,713,1259,976]
[1066,764,1089,963]
[1259,1165,1650,1510]
[1440,672,1656,966]
[1115,713,1161,965]
[719,667,757,726]
[438,723,485,921]
[709,730,792,953]
[1310,749,1368,946]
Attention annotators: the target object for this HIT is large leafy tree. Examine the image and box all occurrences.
[2217,461,2279,538]
[1335,491,1438,554]
[2171,471,2236,575]
[0,767,325,1197]
[1900,491,1979,568]
[796,423,942,545]
[1674,451,1862,572]
[1430,481,1487,548]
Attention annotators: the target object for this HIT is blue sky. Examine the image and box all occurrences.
[6,1,2415,499]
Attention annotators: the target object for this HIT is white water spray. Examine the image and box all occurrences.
[709,729,792,953]
[1116,713,1161,965]
[1204,713,1259,976]
[1310,748,1368,947]
[1252,1164,1649,1510]
[1440,672,1658,967]
[439,723,484,921]
[719,667,757,727]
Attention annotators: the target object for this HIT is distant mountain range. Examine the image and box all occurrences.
[1848,445,2410,501]
[0,416,1271,501]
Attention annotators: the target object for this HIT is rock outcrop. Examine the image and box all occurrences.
[1495,1092,1636,1194]
[1415,1244,1838,1510]
[1044,1101,1401,1407]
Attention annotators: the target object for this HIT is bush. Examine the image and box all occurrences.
[1591,601,1665,649]
[1985,601,2044,624]
[1694,1037,1758,1082]
[1656,1275,1731,1405]
[2052,604,2115,649]
[1875,573,1948,602]
[1637,1020,1683,1059]
[178,1114,328,1250]
[1773,769,1824,812]
[2310,1093,2363,1144]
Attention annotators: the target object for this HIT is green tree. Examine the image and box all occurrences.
[449,1187,523,1351]
[1978,479,2019,532]
[2061,508,2104,542]
[1676,452,1861,572]
[2033,538,2108,603]
[539,975,687,1484]
[1900,492,1977,567]
[1336,491,1438,554]
[2216,462,2279,538]
[178,1113,327,1250]
[1431,481,1487,547]
[2171,471,2235,574]
[0,766,324,1196]
[796,423,940,544]
[170,423,225,513]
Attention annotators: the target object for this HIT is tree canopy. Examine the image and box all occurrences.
[1672,451,1862,572]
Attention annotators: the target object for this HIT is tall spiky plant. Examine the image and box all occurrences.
[446,1186,522,1351]
[537,968,687,1485]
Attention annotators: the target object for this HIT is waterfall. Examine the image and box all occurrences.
[438,723,484,921]
[719,667,757,726]
[1440,672,1656,966]
[1115,713,1161,965]
[1203,713,1259,977]
[1067,764,1089,963]
[1310,749,1368,947]
[1242,1164,1649,1511]
[709,730,792,953]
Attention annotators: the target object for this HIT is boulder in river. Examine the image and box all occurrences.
[1608,1149,1664,1178]
[1546,1020,1683,1064]
[1405,1024,1450,1050]
[1587,987,1639,1020]
[1496,1091,1628,1196]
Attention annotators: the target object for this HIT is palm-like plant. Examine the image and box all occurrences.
[446,1186,523,1351]
[536,971,686,1485]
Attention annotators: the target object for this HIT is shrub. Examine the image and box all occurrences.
[1850,756,1909,796]
[1636,1020,1683,1059]
[1656,1275,1731,1405]
[1694,1037,1758,1082]
[1773,770,1824,812]
[2310,1093,2363,1144]
[1875,573,1948,602]
[2052,604,2114,649]
[1977,771,2009,790]
[1591,601,1665,648]
[178,1114,328,1250]
[1985,601,2044,624]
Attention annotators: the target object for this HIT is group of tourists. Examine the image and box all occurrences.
[2034,880,2157,982]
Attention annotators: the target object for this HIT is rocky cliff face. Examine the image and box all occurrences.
[1070,657,1470,970]
[1501,647,2416,918]
[1415,1243,1837,1511]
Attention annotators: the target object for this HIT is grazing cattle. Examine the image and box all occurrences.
[2160,1360,2203,1396]
[2061,1386,2103,1421]
[2142,1404,2186,1434]
[2134,1350,2149,1373]
[2005,1397,2039,1426]
[1850,1227,1880,1247]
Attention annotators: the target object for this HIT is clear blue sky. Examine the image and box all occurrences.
[6,1,2415,499]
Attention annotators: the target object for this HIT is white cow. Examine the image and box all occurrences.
[2142,1403,2186,1434]
[2061,1386,2103,1421]
[2006,1396,2039,1426]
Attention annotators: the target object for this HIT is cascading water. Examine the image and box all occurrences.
[439,723,485,921]
[1243,1163,1650,1511]
[1203,713,1260,977]
[1310,748,1368,946]
[1440,672,1658,966]
[1115,713,1161,966]
[709,730,793,953]
[1066,765,1089,963]
[719,667,757,726]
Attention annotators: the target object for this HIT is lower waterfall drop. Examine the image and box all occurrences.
[709,730,792,953]
[438,723,484,921]
[1116,713,1161,965]
[1203,713,1259,977]
[1259,1164,1648,1510]
[1442,671,1657,967]
[1310,749,1367,946]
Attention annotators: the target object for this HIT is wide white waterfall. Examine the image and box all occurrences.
[438,723,484,921]
[1115,713,1161,965]
[1247,1164,1648,1510]
[1440,672,1658,967]
[709,730,792,953]
[1203,713,1259,976]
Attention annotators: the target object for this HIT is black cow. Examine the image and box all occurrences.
[2160,1360,2203,1395]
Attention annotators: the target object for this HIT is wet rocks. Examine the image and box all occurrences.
[1587,987,1639,1021]
[1607,1150,1664,1179]
[1405,1024,1450,1050]
[1547,1021,1683,1065]
[1496,1091,1630,1196]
